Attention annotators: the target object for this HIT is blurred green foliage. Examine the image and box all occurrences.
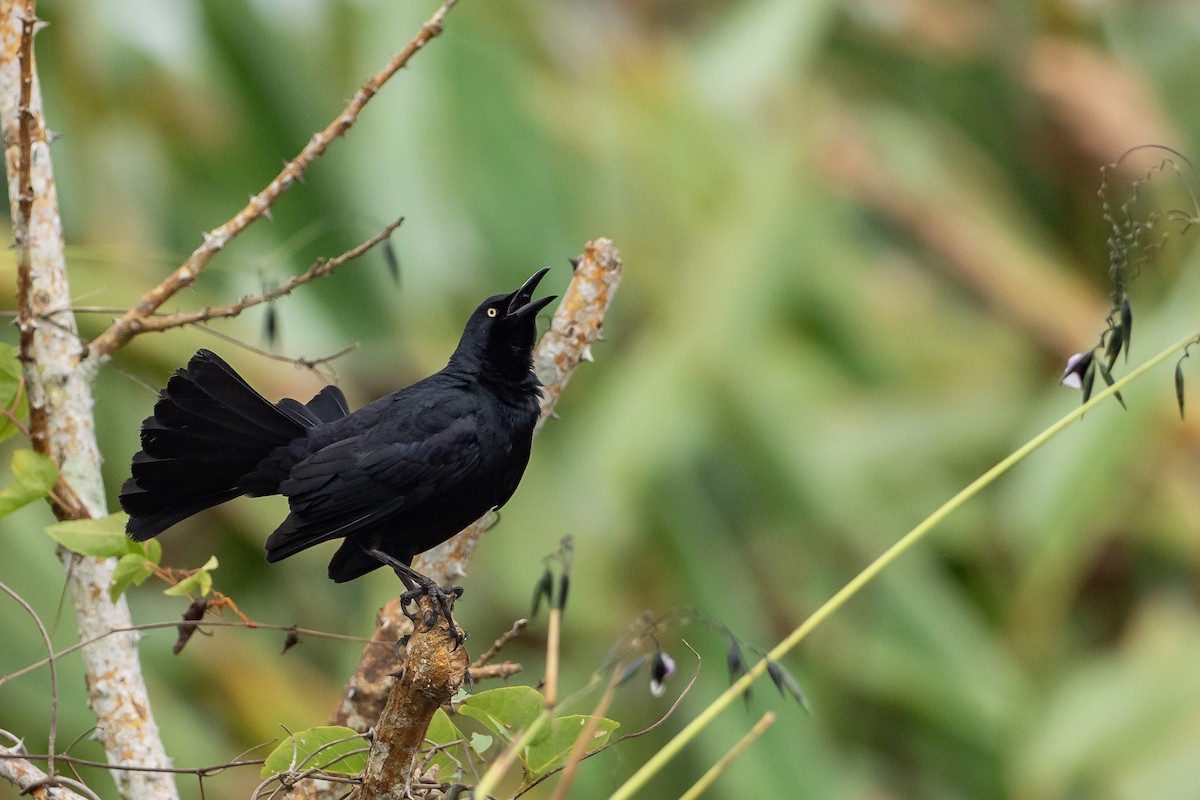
[4,0,1200,798]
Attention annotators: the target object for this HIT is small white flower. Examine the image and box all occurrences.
[1061,351,1094,390]
[650,650,676,698]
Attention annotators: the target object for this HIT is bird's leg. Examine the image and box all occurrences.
[364,547,465,645]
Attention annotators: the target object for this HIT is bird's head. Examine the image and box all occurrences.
[451,268,556,378]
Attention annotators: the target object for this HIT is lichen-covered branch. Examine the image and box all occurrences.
[0,3,178,798]
[85,0,458,359]
[321,239,624,755]
[0,746,90,800]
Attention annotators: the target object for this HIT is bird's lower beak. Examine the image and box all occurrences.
[507,267,555,318]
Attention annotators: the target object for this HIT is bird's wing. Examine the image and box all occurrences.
[263,412,483,560]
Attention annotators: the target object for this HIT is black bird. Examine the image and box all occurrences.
[120,269,555,634]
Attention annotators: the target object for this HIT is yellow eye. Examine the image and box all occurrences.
[487,308,498,318]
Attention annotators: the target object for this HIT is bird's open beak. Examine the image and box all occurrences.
[507,267,556,318]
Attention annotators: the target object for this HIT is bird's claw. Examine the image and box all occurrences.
[399,581,466,647]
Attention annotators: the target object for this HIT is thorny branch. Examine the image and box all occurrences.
[0,742,92,800]
[2,619,388,688]
[86,0,458,359]
[1,1,178,796]
[121,217,405,337]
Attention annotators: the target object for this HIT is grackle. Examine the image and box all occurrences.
[120,269,555,639]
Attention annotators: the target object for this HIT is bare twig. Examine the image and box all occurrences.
[0,374,30,438]
[468,661,523,683]
[0,581,58,781]
[3,618,390,689]
[128,217,404,336]
[4,0,85,519]
[86,0,457,359]
[471,618,527,670]
[0,751,265,778]
[193,322,360,377]
[323,239,623,749]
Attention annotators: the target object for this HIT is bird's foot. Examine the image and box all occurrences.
[399,579,465,646]
[362,546,467,647]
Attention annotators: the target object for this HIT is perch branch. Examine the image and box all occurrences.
[351,597,470,800]
[86,0,458,359]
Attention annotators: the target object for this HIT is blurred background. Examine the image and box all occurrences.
[4,0,1200,797]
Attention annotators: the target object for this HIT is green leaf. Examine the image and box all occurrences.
[1104,324,1124,371]
[0,449,57,518]
[1120,296,1133,360]
[457,686,544,742]
[44,512,133,558]
[1096,362,1126,410]
[0,342,28,444]
[260,725,368,778]
[110,553,156,601]
[143,537,162,565]
[424,708,468,780]
[1081,360,1097,404]
[524,715,620,776]
[164,555,218,597]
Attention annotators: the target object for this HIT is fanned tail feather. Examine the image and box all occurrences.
[120,349,347,541]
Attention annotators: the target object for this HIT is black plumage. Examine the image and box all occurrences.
[120,269,554,587]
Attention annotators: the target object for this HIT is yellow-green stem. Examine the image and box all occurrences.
[678,712,775,800]
[474,711,549,799]
[609,332,1197,800]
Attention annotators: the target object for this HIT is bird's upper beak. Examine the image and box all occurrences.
[506,267,556,319]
